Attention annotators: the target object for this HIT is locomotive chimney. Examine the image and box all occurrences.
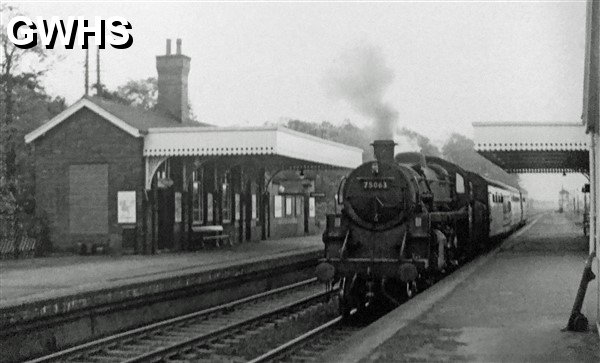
[372,140,397,163]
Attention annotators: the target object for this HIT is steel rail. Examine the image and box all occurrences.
[28,278,321,363]
[247,316,343,363]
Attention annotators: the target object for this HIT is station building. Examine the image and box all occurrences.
[25,40,363,254]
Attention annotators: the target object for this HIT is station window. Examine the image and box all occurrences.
[295,196,303,216]
[251,194,258,220]
[274,195,283,218]
[455,173,465,194]
[222,171,232,223]
[157,159,170,180]
[285,196,294,216]
[235,193,240,221]
[192,170,203,224]
[207,193,213,222]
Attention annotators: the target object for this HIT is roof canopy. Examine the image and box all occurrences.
[144,126,363,169]
[473,122,589,174]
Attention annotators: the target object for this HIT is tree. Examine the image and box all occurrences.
[94,77,158,110]
[442,133,520,187]
[116,77,158,110]
[285,119,373,160]
[98,77,204,123]
[0,4,49,183]
[0,5,66,256]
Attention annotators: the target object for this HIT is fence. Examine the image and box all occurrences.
[0,214,36,259]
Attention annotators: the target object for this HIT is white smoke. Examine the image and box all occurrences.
[326,43,398,140]
[394,133,420,153]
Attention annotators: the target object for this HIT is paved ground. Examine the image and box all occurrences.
[0,235,321,307]
[329,212,599,362]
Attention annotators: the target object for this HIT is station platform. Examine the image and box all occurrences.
[0,234,321,326]
[326,212,599,362]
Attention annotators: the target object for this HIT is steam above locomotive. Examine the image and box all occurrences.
[319,139,528,316]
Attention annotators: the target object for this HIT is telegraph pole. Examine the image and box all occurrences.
[96,46,101,96]
[84,48,89,96]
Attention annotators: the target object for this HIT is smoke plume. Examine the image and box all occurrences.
[326,43,398,140]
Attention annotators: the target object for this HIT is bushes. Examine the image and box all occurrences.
[0,180,52,258]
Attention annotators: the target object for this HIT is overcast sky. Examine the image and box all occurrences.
[8,1,590,201]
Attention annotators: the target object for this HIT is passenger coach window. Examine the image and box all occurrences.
[455,173,465,194]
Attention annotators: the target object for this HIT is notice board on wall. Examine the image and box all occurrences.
[117,191,136,224]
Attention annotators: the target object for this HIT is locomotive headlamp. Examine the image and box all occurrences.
[371,162,379,175]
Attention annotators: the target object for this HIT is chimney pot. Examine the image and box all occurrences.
[166,39,171,55]
[176,39,182,55]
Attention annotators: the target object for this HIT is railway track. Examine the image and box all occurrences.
[247,308,387,363]
[29,279,336,363]
[31,226,526,362]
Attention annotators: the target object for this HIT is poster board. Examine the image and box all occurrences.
[309,197,316,217]
[235,193,240,220]
[174,192,182,223]
[252,194,257,220]
[117,191,136,224]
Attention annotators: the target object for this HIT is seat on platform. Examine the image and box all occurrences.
[191,225,232,248]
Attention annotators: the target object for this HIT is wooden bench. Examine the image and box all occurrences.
[191,225,232,248]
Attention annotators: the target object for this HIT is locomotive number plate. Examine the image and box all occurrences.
[362,179,389,190]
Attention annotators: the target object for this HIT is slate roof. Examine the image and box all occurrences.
[85,96,212,130]
[25,96,213,144]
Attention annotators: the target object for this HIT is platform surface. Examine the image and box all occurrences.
[0,235,321,308]
[326,212,599,362]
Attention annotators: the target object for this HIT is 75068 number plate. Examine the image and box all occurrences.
[362,179,389,190]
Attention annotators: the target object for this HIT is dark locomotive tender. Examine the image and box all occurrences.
[318,139,528,316]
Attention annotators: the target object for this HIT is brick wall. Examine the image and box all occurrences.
[33,108,145,252]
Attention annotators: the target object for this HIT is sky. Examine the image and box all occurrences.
[6,0,591,202]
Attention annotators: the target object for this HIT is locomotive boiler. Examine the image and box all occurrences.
[319,140,474,316]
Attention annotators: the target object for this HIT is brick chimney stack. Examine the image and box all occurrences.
[156,38,190,122]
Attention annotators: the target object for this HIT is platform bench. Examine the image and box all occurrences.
[191,225,232,248]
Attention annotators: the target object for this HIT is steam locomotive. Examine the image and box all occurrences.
[318,140,528,316]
